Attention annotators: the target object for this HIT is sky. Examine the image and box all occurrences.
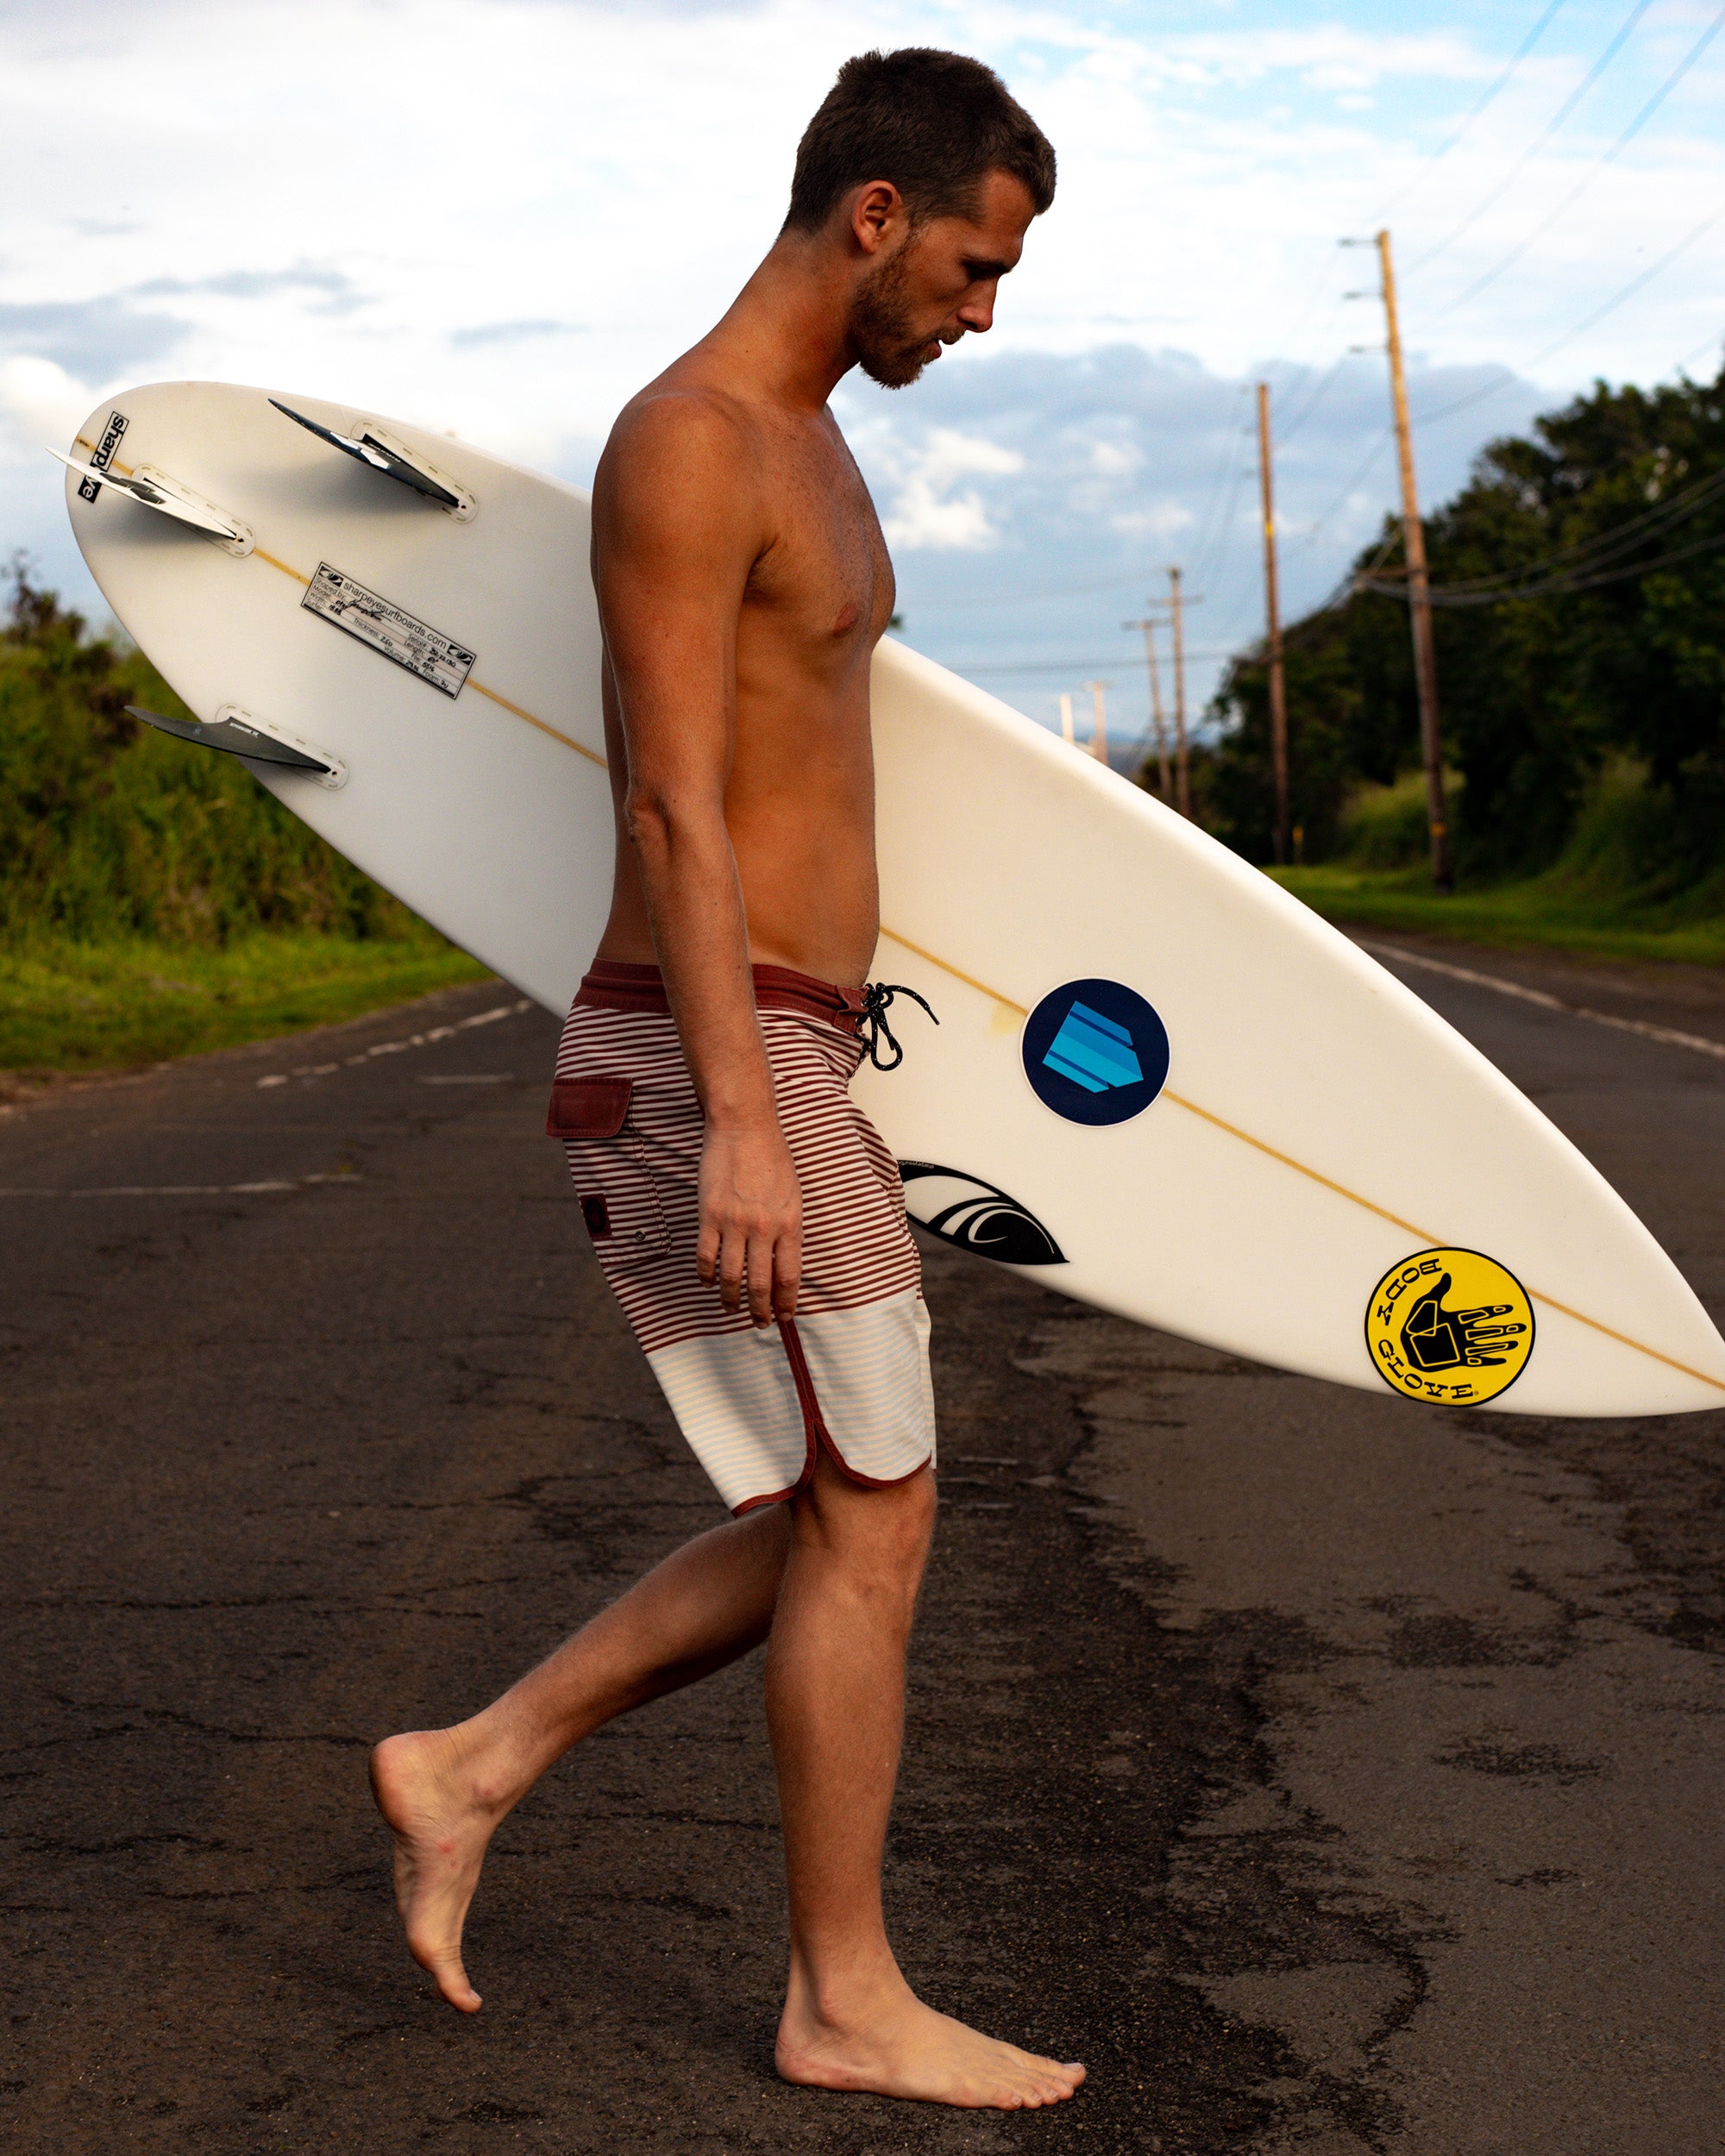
[3,0,1723,746]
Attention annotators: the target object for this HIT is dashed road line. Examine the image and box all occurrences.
[254,999,534,1087]
[1363,942,1725,1062]
[0,1172,363,1199]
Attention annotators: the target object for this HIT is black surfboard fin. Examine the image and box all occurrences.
[269,398,473,516]
[48,448,252,552]
[127,705,346,788]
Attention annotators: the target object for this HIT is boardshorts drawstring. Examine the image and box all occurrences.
[858,981,938,1071]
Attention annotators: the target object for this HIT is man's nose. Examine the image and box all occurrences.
[956,289,996,334]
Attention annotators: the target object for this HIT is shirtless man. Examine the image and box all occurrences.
[371,48,1081,2111]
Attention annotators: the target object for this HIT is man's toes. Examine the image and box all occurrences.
[409,1934,480,2012]
[435,1961,482,2013]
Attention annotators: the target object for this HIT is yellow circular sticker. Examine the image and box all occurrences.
[1365,1248,1534,1405]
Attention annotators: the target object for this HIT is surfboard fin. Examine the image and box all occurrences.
[269,399,475,517]
[49,447,254,555]
[126,705,348,790]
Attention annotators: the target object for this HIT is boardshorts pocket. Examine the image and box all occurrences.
[548,1076,668,1265]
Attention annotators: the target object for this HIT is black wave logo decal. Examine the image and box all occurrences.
[898,1162,1065,1265]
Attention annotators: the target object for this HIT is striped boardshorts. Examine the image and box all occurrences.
[549,962,936,1514]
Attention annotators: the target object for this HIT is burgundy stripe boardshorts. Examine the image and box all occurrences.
[548,961,936,1514]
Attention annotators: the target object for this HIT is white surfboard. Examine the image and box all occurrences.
[58,380,1725,1419]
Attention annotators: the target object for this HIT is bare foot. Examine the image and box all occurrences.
[369,1727,507,2013]
[777,1983,1085,2109]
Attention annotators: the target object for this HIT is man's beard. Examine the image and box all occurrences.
[849,243,938,390]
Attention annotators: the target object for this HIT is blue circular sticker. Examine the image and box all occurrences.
[1022,978,1170,1126]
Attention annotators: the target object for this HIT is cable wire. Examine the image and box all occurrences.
[1408,0,1657,275]
[1362,520,1725,604]
[1291,431,1395,551]
[1437,4,1725,317]
[1386,194,1725,438]
[1373,461,1725,598]
[1276,350,1361,447]
[1429,0,1573,166]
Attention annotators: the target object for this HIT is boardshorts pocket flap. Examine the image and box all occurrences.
[546,1077,633,1139]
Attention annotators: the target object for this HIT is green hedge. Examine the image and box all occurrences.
[1,568,422,943]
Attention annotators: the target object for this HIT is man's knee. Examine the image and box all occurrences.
[798,1453,936,1580]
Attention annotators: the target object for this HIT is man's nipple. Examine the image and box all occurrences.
[831,601,861,636]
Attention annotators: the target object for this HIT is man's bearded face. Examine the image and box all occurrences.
[849,234,946,390]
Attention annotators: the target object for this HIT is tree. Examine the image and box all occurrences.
[1201,366,1725,885]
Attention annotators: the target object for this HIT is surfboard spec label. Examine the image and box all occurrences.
[1365,1248,1534,1404]
[302,562,476,698]
[78,409,128,502]
[898,1162,1064,1264]
[1022,979,1170,1126]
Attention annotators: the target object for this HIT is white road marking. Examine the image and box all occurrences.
[0,1172,362,1198]
[1363,942,1725,1063]
[254,999,534,1087]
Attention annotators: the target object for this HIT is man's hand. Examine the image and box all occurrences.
[697,1125,803,1326]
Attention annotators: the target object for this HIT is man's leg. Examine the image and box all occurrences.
[770,1454,1084,2109]
[371,1500,792,2011]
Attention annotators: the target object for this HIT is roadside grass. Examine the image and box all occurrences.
[1268,864,1725,967]
[0,932,491,1077]
[1270,762,1725,967]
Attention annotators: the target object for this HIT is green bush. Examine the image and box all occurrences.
[0,564,421,944]
[1337,771,1446,872]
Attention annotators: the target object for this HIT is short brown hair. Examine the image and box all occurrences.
[783,48,1056,235]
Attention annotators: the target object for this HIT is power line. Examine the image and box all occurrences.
[1515,197,1725,367]
[1275,349,1360,446]
[1377,195,1725,437]
[1184,382,1256,589]
[1436,4,1725,318]
[946,645,1245,674]
[1408,0,1657,276]
[1291,430,1395,550]
[1363,520,1725,605]
[1674,323,1725,374]
[1365,461,1725,599]
[1427,0,1572,164]
[1380,0,1571,229]
[906,568,1151,611]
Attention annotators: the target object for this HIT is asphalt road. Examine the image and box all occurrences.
[1,941,1721,2156]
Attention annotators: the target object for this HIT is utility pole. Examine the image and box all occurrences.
[1168,567,1191,818]
[1058,691,1075,746]
[1122,613,1171,799]
[1083,680,1111,766]
[1376,228,1452,892]
[1256,381,1290,867]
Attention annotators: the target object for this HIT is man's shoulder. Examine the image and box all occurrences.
[604,376,759,483]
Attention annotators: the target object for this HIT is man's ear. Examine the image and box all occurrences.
[849,180,906,258]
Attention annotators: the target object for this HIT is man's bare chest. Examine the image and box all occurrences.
[745,433,894,643]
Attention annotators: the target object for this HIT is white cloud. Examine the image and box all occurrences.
[880,427,1026,551]
[1090,437,1138,477]
[0,356,97,448]
[2,0,1722,724]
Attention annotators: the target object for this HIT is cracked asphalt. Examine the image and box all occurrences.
[1,939,1722,2154]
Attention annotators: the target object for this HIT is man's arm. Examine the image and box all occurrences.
[591,392,800,1327]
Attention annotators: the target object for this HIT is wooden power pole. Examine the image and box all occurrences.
[1256,381,1290,866]
[1168,567,1191,818]
[1376,228,1452,892]
[1083,680,1110,766]
[1058,691,1075,746]
[1122,613,1171,799]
